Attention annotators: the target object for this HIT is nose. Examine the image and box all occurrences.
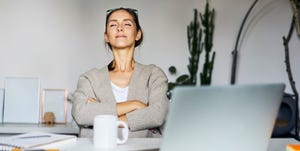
[117,25,123,31]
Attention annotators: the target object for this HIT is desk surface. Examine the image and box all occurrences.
[45,138,160,151]
[42,137,299,151]
[268,138,299,151]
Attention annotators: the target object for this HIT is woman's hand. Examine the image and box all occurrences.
[86,97,98,103]
[118,114,128,127]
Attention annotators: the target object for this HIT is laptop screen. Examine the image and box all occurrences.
[161,83,285,151]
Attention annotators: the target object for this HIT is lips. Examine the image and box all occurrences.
[116,35,126,38]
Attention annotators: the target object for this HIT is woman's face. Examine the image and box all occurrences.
[104,10,141,50]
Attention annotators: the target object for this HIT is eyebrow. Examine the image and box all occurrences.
[108,19,134,23]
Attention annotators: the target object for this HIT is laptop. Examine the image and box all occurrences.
[160,83,285,151]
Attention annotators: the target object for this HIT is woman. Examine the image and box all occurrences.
[71,7,169,138]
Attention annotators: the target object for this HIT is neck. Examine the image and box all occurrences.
[112,48,135,72]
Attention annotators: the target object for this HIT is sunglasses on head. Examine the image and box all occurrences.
[106,7,138,16]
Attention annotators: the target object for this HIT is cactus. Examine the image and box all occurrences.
[200,1,216,85]
[167,0,216,95]
[187,9,203,85]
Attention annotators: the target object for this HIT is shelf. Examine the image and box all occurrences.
[0,122,79,136]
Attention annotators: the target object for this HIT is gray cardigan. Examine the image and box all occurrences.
[71,62,169,138]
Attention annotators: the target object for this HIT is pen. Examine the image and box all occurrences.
[18,135,51,139]
[12,148,59,151]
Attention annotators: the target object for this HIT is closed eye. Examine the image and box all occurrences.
[109,23,117,27]
[124,23,132,26]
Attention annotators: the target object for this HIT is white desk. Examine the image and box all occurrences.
[47,138,299,151]
[268,138,299,151]
[52,138,160,151]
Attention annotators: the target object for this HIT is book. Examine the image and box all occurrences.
[0,131,77,150]
[287,144,300,151]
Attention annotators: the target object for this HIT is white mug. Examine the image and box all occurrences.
[93,114,129,149]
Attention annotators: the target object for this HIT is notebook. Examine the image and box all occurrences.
[160,83,285,151]
[0,132,77,150]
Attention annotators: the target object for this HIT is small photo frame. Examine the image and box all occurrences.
[41,89,68,124]
[0,88,4,123]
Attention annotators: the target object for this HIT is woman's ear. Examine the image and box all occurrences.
[104,33,109,43]
[135,30,142,41]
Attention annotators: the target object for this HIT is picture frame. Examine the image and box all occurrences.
[3,77,40,123]
[41,89,68,124]
[0,88,4,123]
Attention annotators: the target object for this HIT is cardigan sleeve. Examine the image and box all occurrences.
[126,65,169,131]
[71,73,116,126]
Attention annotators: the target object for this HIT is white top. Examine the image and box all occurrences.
[111,82,129,103]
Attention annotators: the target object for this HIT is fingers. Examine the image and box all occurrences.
[86,97,98,103]
[118,115,128,127]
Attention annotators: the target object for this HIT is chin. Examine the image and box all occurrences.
[113,44,134,50]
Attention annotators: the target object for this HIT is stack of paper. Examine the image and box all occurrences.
[0,131,77,150]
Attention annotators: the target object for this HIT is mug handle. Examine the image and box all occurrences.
[117,121,129,144]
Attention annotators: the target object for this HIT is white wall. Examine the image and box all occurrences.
[0,0,299,96]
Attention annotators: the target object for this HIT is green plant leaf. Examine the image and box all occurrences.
[176,74,190,83]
